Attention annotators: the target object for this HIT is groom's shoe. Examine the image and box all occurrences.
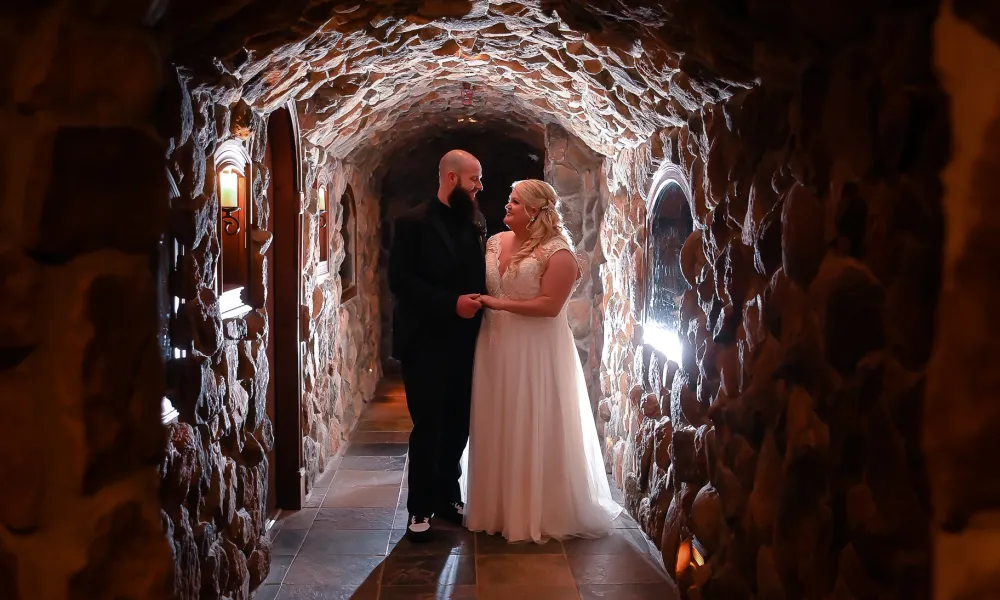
[406,515,433,542]
[435,502,465,527]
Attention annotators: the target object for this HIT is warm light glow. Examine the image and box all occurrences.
[692,544,705,567]
[467,117,478,123]
[219,168,239,209]
[676,540,692,575]
[643,323,683,363]
[317,187,326,212]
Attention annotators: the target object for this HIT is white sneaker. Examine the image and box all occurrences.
[406,515,432,541]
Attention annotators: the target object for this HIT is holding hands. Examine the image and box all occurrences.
[455,293,505,318]
[475,295,504,310]
[456,294,482,318]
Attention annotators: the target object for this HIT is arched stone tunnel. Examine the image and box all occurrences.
[2,1,1000,599]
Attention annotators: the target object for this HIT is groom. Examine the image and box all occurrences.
[388,149,487,541]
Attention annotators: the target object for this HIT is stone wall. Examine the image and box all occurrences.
[0,8,175,600]
[597,3,950,597]
[298,141,381,488]
[160,76,380,600]
[927,2,1000,598]
[543,124,610,406]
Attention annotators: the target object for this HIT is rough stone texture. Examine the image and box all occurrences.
[544,124,609,405]
[171,2,756,161]
[0,6,174,600]
[927,3,1000,599]
[299,145,381,489]
[161,79,381,599]
[597,4,950,598]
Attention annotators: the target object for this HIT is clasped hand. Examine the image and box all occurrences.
[455,293,503,318]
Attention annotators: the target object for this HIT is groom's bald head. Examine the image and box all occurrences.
[438,149,483,201]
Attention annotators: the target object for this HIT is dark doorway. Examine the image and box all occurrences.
[266,103,304,511]
[377,125,546,372]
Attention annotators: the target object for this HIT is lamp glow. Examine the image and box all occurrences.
[643,323,683,364]
[219,168,239,209]
[317,187,326,212]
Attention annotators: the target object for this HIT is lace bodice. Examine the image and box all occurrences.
[486,233,581,303]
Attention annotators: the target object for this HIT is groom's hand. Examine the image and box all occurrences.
[456,294,482,319]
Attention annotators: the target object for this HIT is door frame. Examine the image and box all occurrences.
[267,101,305,510]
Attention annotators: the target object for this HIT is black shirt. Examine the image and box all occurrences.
[428,198,487,300]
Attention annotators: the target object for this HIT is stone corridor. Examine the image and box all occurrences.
[259,380,675,600]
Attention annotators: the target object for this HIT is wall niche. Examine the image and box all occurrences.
[642,170,693,364]
[339,185,357,301]
[316,176,330,278]
[214,140,254,316]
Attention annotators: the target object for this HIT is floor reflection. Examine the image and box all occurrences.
[257,379,676,600]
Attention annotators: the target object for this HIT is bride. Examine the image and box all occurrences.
[461,179,621,543]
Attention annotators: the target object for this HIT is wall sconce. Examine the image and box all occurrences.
[317,187,327,228]
[219,167,241,235]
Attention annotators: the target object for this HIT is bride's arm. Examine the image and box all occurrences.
[480,249,577,318]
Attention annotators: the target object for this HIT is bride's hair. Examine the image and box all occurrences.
[509,179,574,268]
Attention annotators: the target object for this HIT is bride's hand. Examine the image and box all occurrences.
[478,295,503,310]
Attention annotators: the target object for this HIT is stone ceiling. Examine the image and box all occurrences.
[169,0,773,159]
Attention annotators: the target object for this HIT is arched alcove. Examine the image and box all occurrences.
[339,185,358,301]
[642,165,694,364]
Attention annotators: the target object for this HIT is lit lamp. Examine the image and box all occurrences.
[317,187,327,228]
[219,167,241,235]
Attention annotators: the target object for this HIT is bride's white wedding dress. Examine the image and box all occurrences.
[460,233,621,543]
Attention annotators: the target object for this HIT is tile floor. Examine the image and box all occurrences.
[258,380,678,600]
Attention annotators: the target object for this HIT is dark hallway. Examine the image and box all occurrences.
[2,2,1000,600]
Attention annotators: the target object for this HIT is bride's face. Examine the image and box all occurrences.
[503,189,535,231]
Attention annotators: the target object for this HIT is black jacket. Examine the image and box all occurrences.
[388,199,488,360]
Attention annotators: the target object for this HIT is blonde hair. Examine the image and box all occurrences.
[509,179,573,268]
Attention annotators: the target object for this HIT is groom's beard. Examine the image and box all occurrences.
[448,184,477,223]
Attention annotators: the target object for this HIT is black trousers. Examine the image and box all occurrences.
[401,341,475,517]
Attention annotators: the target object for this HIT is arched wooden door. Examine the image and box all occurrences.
[265,102,304,512]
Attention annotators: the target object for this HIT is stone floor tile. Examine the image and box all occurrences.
[387,528,475,555]
[475,532,565,555]
[563,530,649,556]
[331,469,404,488]
[274,579,379,600]
[254,584,281,600]
[380,554,477,587]
[577,583,680,600]
[567,553,670,585]
[274,508,318,530]
[298,528,392,555]
[392,508,410,529]
[379,585,478,599]
[479,585,583,600]
[339,456,406,471]
[263,555,294,585]
[357,417,414,432]
[345,443,409,457]
[350,431,411,444]
[314,507,395,530]
[271,528,308,556]
[321,485,401,508]
[282,554,384,587]
[613,513,639,529]
[476,554,576,587]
